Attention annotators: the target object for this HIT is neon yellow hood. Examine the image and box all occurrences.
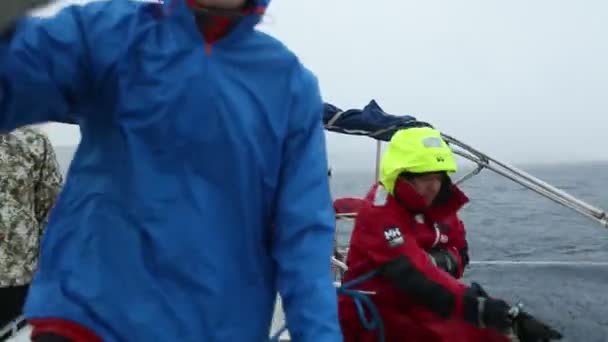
[380,127,457,194]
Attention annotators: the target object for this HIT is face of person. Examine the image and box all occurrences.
[407,172,443,204]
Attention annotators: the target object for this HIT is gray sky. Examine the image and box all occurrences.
[35,0,608,170]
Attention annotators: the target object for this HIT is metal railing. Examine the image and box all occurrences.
[366,132,608,229]
[442,133,608,229]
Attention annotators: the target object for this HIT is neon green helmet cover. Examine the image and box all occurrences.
[380,127,458,194]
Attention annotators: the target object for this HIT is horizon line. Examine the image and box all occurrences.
[51,145,608,168]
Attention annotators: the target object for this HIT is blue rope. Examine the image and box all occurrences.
[269,270,384,342]
[338,270,384,341]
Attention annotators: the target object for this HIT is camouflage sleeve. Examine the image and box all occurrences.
[34,134,62,231]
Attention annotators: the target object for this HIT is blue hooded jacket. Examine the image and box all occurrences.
[0,0,341,341]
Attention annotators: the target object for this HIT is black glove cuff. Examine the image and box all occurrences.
[463,288,483,327]
[514,311,564,341]
[463,286,512,332]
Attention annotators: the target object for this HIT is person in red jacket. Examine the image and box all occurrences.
[338,127,562,342]
[363,179,470,280]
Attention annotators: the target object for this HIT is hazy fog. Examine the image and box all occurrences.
[32,0,608,171]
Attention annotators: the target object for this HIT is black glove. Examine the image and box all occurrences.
[481,301,563,341]
[467,282,563,341]
[513,311,563,342]
[465,282,514,334]
[480,297,514,333]
[464,283,513,333]
[470,281,489,297]
[428,248,458,277]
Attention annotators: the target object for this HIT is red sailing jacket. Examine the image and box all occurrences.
[365,182,469,278]
[338,179,508,342]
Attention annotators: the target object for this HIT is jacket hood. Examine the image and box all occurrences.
[392,179,469,218]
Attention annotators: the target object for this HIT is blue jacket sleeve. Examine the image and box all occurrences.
[272,64,342,341]
[0,6,89,132]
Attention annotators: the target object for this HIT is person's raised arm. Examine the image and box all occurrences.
[272,64,341,341]
[0,4,91,132]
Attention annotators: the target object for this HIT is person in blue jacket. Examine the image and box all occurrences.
[0,0,341,341]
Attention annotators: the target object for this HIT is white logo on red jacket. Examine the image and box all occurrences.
[384,227,405,248]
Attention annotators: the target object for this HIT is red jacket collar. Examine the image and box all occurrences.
[391,179,469,219]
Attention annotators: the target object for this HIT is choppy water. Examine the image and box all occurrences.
[331,162,608,341]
